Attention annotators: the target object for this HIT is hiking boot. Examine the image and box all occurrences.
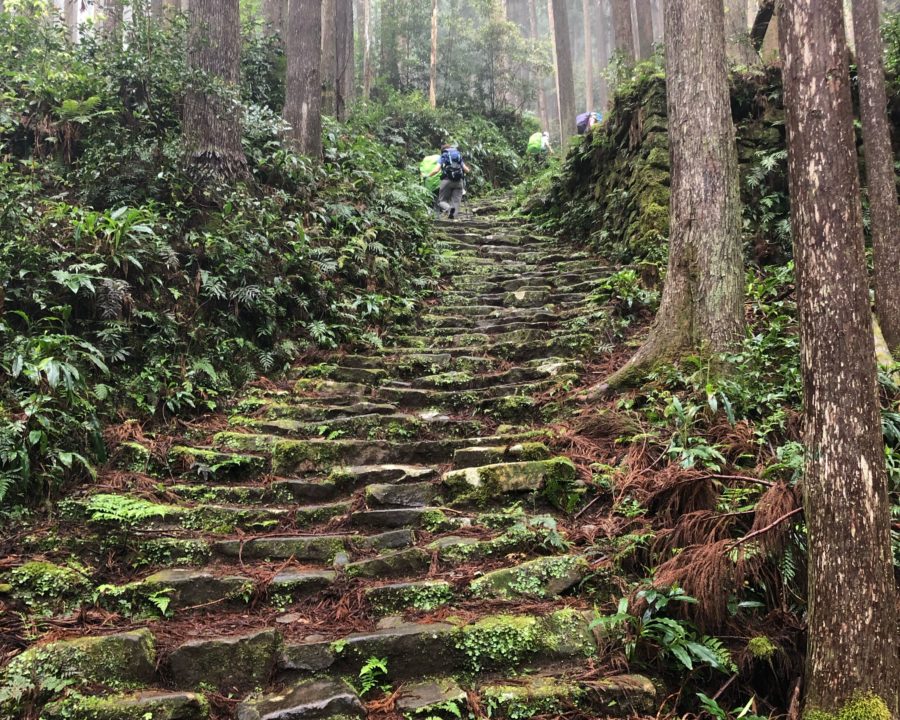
[448,209,456,220]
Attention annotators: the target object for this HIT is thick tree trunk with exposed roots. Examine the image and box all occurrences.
[335,0,354,121]
[602,0,744,390]
[184,0,248,183]
[548,0,576,143]
[852,0,900,352]
[284,0,322,159]
[611,0,635,61]
[634,0,654,58]
[779,1,900,713]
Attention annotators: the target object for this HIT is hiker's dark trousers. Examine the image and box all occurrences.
[438,179,464,215]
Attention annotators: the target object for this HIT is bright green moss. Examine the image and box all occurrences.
[804,695,892,720]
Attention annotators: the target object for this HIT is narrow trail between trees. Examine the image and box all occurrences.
[2,205,658,720]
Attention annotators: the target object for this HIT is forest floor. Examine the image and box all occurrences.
[0,203,795,720]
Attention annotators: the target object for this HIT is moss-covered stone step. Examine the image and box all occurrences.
[168,446,269,482]
[410,361,577,391]
[344,547,431,579]
[452,442,551,468]
[168,628,278,692]
[236,678,364,720]
[214,432,546,474]
[377,377,572,409]
[385,333,595,362]
[290,364,389,385]
[291,378,372,399]
[470,555,589,600]
[364,480,440,508]
[364,580,454,615]
[396,678,468,718]
[348,506,456,530]
[478,674,657,719]
[443,457,578,504]
[247,399,399,421]
[41,691,210,720]
[66,494,343,533]
[214,529,414,562]
[112,568,254,611]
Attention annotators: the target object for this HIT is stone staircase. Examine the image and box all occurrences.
[1,211,656,719]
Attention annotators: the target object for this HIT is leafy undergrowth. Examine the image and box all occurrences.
[0,12,531,507]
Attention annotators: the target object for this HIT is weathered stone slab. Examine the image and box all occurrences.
[443,457,577,502]
[236,678,364,720]
[167,629,278,691]
[470,555,589,600]
[42,691,209,720]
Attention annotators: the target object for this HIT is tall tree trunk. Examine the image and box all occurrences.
[335,0,354,120]
[184,0,247,182]
[852,0,900,352]
[548,0,576,143]
[601,0,744,390]
[64,0,78,42]
[284,0,322,158]
[263,0,284,35]
[650,0,663,40]
[429,0,438,107]
[103,0,123,39]
[528,0,551,135]
[724,0,754,63]
[362,0,372,99]
[633,0,654,58]
[779,0,900,713]
[380,0,400,89]
[582,0,593,110]
[595,0,611,109]
[150,0,163,18]
[321,0,337,116]
[611,0,635,61]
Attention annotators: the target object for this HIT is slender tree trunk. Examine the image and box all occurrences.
[602,0,744,390]
[362,0,372,99]
[611,0,635,61]
[184,0,247,183]
[582,0,594,110]
[335,0,354,120]
[724,0,754,63]
[633,0,654,58]
[321,0,337,116]
[103,0,123,38]
[64,0,78,42]
[380,0,400,89]
[650,0,663,40]
[595,0,610,109]
[528,0,551,135]
[549,0,576,143]
[852,0,900,352]
[150,0,163,18]
[429,0,438,107]
[779,0,900,713]
[284,0,322,158]
[263,0,284,35]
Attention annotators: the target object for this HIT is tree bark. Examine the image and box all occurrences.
[335,0,354,120]
[602,0,744,389]
[361,0,372,99]
[611,0,635,61]
[650,0,663,40]
[548,0,576,144]
[429,0,438,108]
[634,0,654,58]
[284,0,322,158]
[150,0,163,18]
[852,0,900,352]
[103,0,123,39]
[724,0,754,63]
[582,0,594,110]
[779,0,900,713]
[64,0,78,42]
[528,0,552,135]
[321,0,337,116]
[380,0,400,89]
[263,0,285,35]
[595,0,610,109]
[184,0,247,182]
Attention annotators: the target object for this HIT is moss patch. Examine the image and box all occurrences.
[804,695,892,720]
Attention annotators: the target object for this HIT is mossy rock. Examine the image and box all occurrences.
[1,629,156,705]
[470,555,589,600]
[5,560,91,615]
[481,677,583,719]
[365,580,454,615]
[166,629,279,691]
[133,538,212,569]
[443,457,577,505]
[41,691,209,720]
[168,446,267,481]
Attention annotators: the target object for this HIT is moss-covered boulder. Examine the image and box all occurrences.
[365,580,454,615]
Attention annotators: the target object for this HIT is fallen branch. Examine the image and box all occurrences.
[727,507,803,552]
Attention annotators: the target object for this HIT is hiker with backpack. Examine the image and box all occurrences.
[428,143,469,220]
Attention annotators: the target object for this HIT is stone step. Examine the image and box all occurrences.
[384,333,595,361]
[443,457,578,506]
[214,529,415,562]
[230,412,482,441]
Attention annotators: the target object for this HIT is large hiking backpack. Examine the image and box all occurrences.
[576,112,592,135]
[441,147,465,181]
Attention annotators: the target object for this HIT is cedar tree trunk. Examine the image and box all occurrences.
[634,0,654,58]
[724,0,754,63]
[361,0,372,99]
[184,0,248,183]
[284,0,322,158]
[335,0,354,120]
[852,0,900,352]
[430,0,438,107]
[321,0,337,116]
[611,0,635,61]
[779,0,900,712]
[602,0,744,389]
[583,0,594,109]
[529,0,551,134]
[549,0,576,143]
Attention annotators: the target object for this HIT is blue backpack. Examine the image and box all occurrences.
[440,148,465,181]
